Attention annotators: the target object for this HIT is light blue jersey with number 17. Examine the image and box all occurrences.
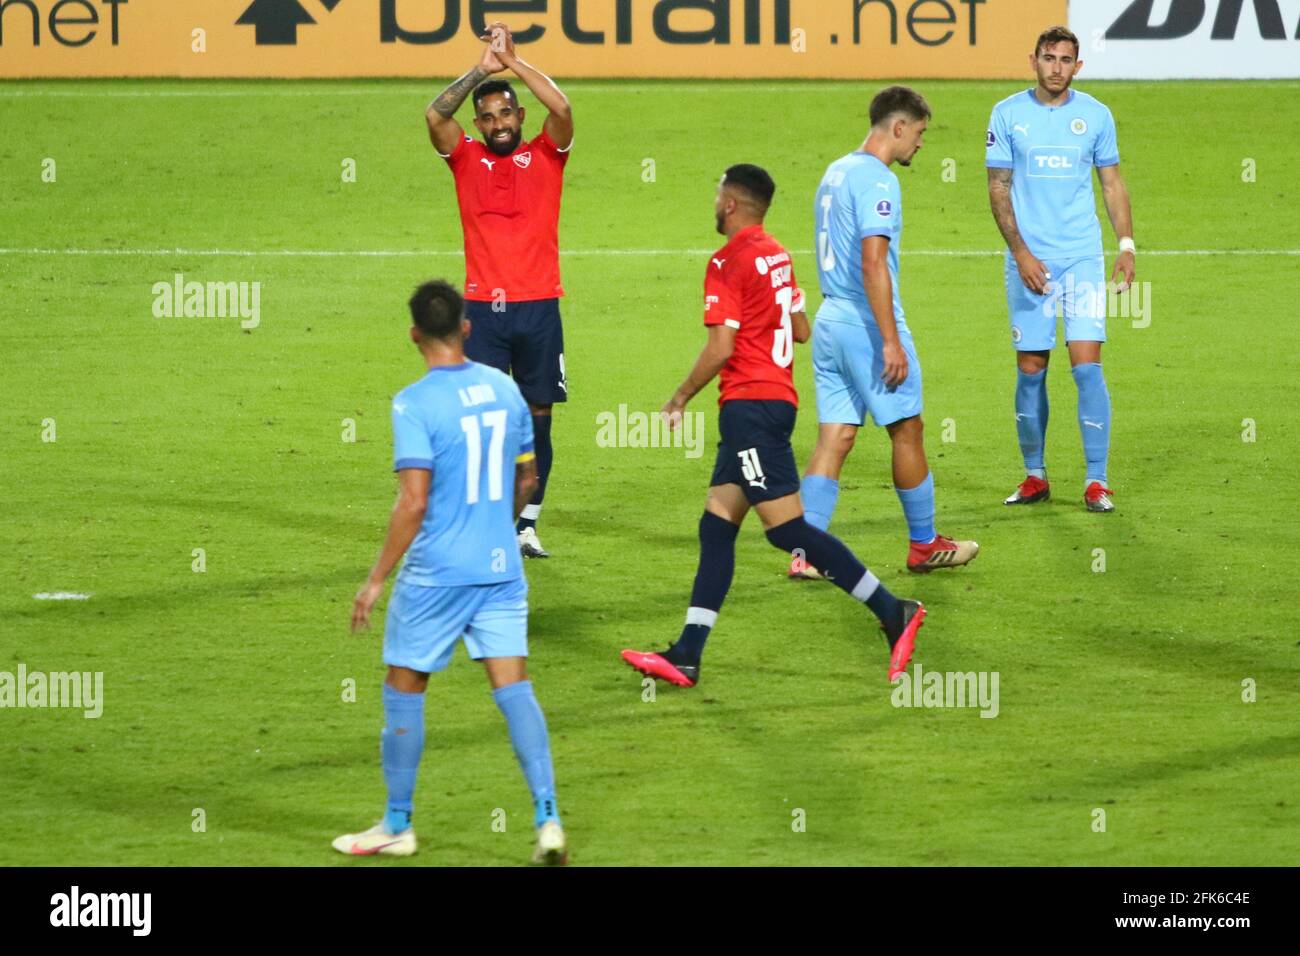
[814,151,906,330]
[391,361,534,588]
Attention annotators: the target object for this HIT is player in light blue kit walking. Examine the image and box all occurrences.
[796,86,979,578]
[336,280,566,865]
[987,25,1136,513]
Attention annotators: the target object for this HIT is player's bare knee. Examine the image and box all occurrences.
[1017,350,1049,374]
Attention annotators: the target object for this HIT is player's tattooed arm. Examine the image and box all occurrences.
[988,167,1049,294]
[662,325,736,429]
[426,41,503,155]
[987,167,1027,255]
[1097,164,1136,291]
[514,458,539,521]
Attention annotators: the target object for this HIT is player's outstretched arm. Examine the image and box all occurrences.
[988,167,1048,294]
[1098,164,1136,292]
[661,325,736,430]
[425,40,507,155]
[351,469,431,632]
[514,458,539,521]
[483,21,573,150]
[862,236,907,388]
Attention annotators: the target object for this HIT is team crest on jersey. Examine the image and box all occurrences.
[986,129,996,147]
[1070,118,1088,135]
[513,151,532,169]
[875,199,893,217]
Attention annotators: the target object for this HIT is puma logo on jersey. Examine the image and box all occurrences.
[480,158,496,171]
[1014,123,1030,136]
[712,258,726,270]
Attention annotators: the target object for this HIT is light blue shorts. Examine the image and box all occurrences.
[1005,253,1107,351]
[383,577,529,674]
[812,303,923,428]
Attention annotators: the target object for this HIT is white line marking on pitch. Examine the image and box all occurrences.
[33,592,92,601]
[0,248,1295,258]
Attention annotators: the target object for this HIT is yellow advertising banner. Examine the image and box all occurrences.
[0,0,1067,79]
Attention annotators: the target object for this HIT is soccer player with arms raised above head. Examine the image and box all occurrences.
[621,166,927,689]
[797,86,979,578]
[987,25,1136,513]
[425,21,573,557]
[336,281,566,865]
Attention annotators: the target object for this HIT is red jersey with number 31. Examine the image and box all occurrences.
[442,130,569,302]
[704,225,805,407]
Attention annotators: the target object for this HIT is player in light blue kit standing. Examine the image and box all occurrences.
[796,86,979,578]
[987,25,1136,513]
[336,280,566,865]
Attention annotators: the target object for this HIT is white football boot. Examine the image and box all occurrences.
[331,823,417,857]
[531,820,568,866]
[518,527,550,559]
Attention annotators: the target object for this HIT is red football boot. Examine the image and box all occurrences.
[907,534,980,573]
[1004,475,1050,505]
[1084,482,1116,513]
[884,600,927,681]
[620,649,698,688]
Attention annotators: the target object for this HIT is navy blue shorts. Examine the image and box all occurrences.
[709,400,801,504]
[464,298,567,406]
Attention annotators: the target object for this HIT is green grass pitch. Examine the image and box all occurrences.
[1,78,1297,866]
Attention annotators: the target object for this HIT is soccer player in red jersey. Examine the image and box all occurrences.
[620,166,927,688]
[425,22,572,559]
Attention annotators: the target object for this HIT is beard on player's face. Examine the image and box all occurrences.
[484,125,522,156]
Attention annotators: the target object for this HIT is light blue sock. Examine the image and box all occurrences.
[1072,362,1111,485]
[493,680,560,828]
[1015,368,1049,477]
[895,473,936,544]
[801,474,840,531]
[381,684,425,834]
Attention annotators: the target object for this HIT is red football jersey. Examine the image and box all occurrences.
[442,130,569,302]
[703,225,805,407]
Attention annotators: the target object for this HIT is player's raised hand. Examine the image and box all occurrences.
[478,30,507,75]
[881,340,909,389]
[1111,250,1135,293]
[351,580,384,633]
[482,22,518,67]
[1014,249,1050,294]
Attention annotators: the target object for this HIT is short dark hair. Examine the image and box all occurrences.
[473,79,518,112]
[408,280,465,341]
[722,163,776,211]
[1035,25,1080,57]
[869,86,931,127]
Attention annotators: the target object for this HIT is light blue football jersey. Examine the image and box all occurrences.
[814,151,907,329]
[986,88,1120,262]
[390,361,534,588]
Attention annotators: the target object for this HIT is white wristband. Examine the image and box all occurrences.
[1118,237,1136,255]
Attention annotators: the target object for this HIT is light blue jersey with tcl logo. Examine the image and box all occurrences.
[986,88,1120,262]
[814,151,907,330]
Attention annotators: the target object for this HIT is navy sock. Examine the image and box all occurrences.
[764,517,901,627]
[517,414,552,532]
[669,512,739,665]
